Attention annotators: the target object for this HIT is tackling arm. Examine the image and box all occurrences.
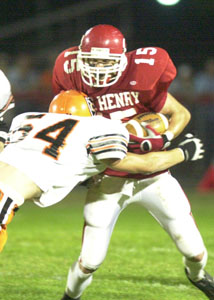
[102,134,204,174]
[103,149,184,174]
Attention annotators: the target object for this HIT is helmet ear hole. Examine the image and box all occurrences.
[49,90,95,117]
[77,24,127,87]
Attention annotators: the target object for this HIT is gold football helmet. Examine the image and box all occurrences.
[49,90,95,116]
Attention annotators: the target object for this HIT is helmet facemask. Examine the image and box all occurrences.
[78,47,127,88]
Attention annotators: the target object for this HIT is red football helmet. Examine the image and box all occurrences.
[49,90,96,116]
[77,24,127,87]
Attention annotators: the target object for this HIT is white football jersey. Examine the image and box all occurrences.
[0,70,11,111]
[0,112,129,206]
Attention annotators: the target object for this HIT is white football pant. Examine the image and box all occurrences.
[81,172,205,269]
[65,172,206,298]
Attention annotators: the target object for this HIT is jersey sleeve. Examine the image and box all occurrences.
[52,47,79,95]
[126,48,177,113]
[159,55,177,85]
[6,113,31,139]
[52,51,66,95]
[143,51,177,112]
[88,119,129,161]
[150,55,177,112]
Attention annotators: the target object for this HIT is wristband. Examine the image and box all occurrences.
[164,131,174,141]
[177,147,186,161]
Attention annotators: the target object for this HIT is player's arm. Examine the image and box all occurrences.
[160,92,191,139]
[103,149,184,174]
[102,134,204,174]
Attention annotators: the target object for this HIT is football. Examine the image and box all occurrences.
[125,112,169,137]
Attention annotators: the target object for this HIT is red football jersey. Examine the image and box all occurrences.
[52,46,176,179]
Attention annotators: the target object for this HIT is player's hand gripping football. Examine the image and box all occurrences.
[128,124,168,154]
[178,133,205,161]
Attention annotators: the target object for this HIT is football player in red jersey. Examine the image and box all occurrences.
[52,25,214,300]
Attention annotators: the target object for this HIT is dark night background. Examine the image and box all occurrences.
[1,0,214,68]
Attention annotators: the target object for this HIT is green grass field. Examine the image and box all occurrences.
[0,186,214,300]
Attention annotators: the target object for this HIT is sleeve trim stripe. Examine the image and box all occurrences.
[90,140,127,149]
[90,136,128,145]
[93,148,127,157]
[89,134,128,145]
[90,144,127,154]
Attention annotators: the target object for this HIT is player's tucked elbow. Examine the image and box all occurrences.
[183,106,191,124]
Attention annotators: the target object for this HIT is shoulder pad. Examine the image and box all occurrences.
[55,46,79,63]
[125,47,175,90]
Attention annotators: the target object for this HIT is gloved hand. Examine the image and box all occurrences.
[128,125,168,154]
[178,133,205,161]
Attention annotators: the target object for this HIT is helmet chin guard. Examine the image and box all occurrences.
[77,25,127,87]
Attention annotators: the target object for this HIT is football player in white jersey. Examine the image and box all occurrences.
[0,90,204,300]
[0,70,15,152]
